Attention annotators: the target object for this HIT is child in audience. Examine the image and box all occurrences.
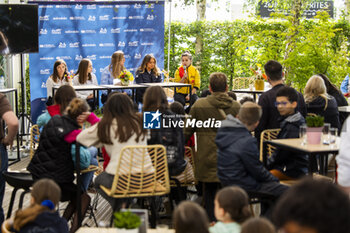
[173,201,210,233]
[210,186,251,233]
[227,91,237,101]
[73,58,98,111]
[267,86,308,180]
[241,217,276,233]
[239,96,254,105]
[273,178,350,233]
[2,179,68,233]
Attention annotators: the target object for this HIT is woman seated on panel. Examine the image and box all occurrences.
[100,51,134,103]
[73,58,98,111]
[46,59,70,105]
[304,75,340,130]
[135,54,162,104]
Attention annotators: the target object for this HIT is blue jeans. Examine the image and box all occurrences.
[0,144,8,225]
[81,147,98,191]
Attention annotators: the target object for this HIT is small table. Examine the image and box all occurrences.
[338,106,350,113]
[76,228,175,233]
[102,84,148,102]
[0,88,20,163]
[263,138,340,175]
[231,88,265,101]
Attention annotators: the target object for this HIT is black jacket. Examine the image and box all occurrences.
[267,112,308,178]
[135,69,162,103]
[255,84,307,143]
[28,115,79,184]
[216,115,278,191]
[14,211,69,233]
[306,96,340,131]
[329,89,348,126]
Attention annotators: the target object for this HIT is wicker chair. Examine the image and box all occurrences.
[232,77,254,90]
[259,128,281,162]
[171,146,196,187]
[100,145,170,228]
[29,124,40,160]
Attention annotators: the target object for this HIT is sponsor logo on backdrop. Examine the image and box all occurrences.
[99,15,110,20]
[99,56,111,59]
[40,69,50,75]
[53,17,67,20]
[111,28,121,33]
[82,43,97,47]
[40,44,55,48]
[65,30,79,34]
[134,3,141,9]
[115,4,130,8]
[41,82,46,88]
[81,30,96,34]
[141,42,154,46]
[40,29,48,35]
[75,55,83,61]
[70,16,85,20]
[147,15,154,20]
[88,16,96,21]
[56,5,72,8]
[100,28,107,34]
[146,4,155,8]
[51,29,62,34]
[40,57,54,60]
[134,53,141,59]
[99,5,113,8]
[128,41,139,46]
[112,16,126,20]
[56,56,72,60]
[124,29,137,33]
[75,4,83,10]
[69,42,80,48]
[99,43,114,47]
[87,4,96,9]
[58,42,67,48]
[118,41,126,47]
[39,5,53,8]
[87,55,97,60]
[124,54,131,59]
[40,16,50,21]
[140,28,155,32]
[100,68,104,73]
[129,16,144,19]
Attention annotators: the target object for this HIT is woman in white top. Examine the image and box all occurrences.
[46,59,70,105]
[77,93,149,207]
[73,59,98,110]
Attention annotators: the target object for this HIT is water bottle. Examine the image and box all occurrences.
[0,76,5,89]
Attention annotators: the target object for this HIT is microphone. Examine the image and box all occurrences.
[183,66,187,76]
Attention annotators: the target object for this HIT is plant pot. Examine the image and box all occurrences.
[116,228,138,233]
[306,126,323,144]
[254,79,265,91]
[120,80,129,86]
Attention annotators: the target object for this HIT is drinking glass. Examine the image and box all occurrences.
[323,123,331,144]
[330,127,338,144]
[299,124,307,145]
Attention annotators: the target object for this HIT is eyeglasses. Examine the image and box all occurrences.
[275,101,289,107]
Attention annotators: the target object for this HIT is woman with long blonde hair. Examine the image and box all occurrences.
[304,75,340,130]
[100,51,134,103]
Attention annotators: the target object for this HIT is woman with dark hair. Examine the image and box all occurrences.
[46,60,70,104]
[76,93,148,206]
[135,54,162,104]
[318,74,348,126]
[143,86,187,177]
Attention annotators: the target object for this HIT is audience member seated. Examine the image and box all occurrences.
[73,59,98,111]
[216,102,288,215]
[337,116,350,194]
[255,60,306,143]
[340,74,349,94]
[135,54,162,104]
[184,72,240,221]
[210,186,251,233]
[304,75,340,131]
[273,178,350,233]
[318,73,348,126]
[240,96,254,105]
[200,89,211,98]
[241,217,276,233]
[28,99,95,233]
[267,86,307,180]
[37,85,76,128]
[227,91,237,101]
[173,201,210,233]
[2,179,69,233]
[77,93,148,208]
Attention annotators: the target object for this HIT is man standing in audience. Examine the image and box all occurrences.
[185,72,240,221]
[0,93,18,224]
[255,60,306,143]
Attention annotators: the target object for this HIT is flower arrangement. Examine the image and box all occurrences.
[118,70,132,86]
[250,64,267,81]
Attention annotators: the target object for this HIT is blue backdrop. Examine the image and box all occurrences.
[29,1,165,122]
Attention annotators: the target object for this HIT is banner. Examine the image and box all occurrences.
[29,1,165,122]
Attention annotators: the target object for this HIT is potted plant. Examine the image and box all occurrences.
[306,115,324,144]
[114,210,141,233]
[250,64,267,91]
